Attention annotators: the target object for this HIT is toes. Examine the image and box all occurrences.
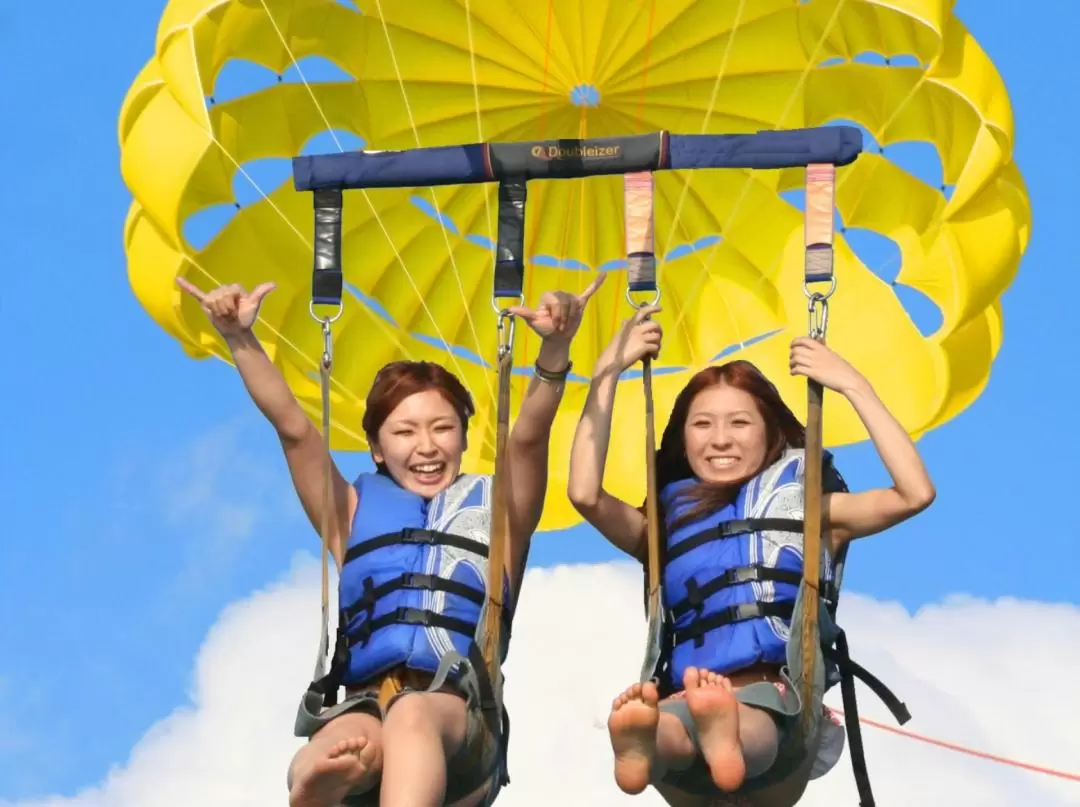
[642,680,659,706]
[683,667,700,690]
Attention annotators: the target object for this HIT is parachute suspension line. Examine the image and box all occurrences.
[800,163,836,739]
[309,188,345,702]
[482,178,526,690]
[624,171,665,683]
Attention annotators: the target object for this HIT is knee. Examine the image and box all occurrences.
[384,693,440,734]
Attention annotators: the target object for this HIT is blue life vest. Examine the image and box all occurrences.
[336,471,511,688]
[659,448,843,687]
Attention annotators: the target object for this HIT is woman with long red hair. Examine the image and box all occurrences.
[568,304,935,806]
[177,274,604,807]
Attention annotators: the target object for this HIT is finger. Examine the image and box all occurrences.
[505,305,536,320]
[577,272,607,303]
[632,303,662,323]
[559,298,572,330]
[175,276,207,302]
[250,282,277,303]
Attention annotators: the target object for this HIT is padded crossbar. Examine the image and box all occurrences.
[292,126,862,191]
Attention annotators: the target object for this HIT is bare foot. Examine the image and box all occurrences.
[683,667,746,792]
[608,680,661,794]
[289,737,379,807]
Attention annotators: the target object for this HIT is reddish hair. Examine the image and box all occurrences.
[654,360,805,531]
[362,361,475,444]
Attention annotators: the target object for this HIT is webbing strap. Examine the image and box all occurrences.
[311,189,344,306]
[624,172,657,294]
[800,162,836,737]
[304,186,345,714]
[494,179,526,300]
[625,171,664,683]
[482,182,522,711]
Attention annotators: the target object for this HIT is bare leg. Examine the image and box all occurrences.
[378,691,471,807]
[608,681,661,794]
[288,711,382,807]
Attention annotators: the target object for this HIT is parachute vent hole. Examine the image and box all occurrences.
[184,205,238,251]
[842,226,942,337]
[412,334,490,370]
[663,234,722,265]
[709,329,784,363]
[878,140,945,190]
[301,129,367,155]
[335,0,362,10]
[282,56,355,85]
[209,57,354,106]
[211,59,279,104]
[411,196,461,235]
[345,284,398,328]
[569,84,601,107]
[232,158,292,207]
[853,51,923,68]
[891,285,943,337]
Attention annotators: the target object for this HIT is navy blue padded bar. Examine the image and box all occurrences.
[669,127,862,171]
[292,127,863,191]
[294,144,490,191]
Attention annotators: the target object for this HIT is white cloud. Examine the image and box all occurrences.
[5,560,1079,807]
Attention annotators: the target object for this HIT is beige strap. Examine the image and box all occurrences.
[481,325,513,691]
[799,162,836,736]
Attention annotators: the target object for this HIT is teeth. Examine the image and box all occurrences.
[412,463,443,474]
[708,457,737,466]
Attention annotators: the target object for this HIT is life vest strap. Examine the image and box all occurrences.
[674,600,795,648]
[670,566,800,619]
[343,572,484,621]
[340,574,514,641]
[668,568,840,626]
[666,517,805,564]
[343,528,492,565]
[345,606,478,650]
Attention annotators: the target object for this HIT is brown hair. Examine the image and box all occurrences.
[362,361,475,455]
[654,360,805,531]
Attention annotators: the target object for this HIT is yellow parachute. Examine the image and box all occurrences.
[119,0,1030,531]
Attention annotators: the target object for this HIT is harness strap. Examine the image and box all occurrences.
[624,170,664,684]
[825,631,911,807]
[800,161,836,737]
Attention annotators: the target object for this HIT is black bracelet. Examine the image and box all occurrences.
[534,359,572,382]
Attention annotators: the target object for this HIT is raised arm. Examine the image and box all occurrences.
[501,276,604,582]
[567,305,663,562]
[789,337,936,552]
[177,279,356,565]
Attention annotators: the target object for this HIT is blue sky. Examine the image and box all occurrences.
[0,0,1077,801]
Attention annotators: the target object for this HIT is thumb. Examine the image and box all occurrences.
[577,272,606,304]
[249,282,277,303]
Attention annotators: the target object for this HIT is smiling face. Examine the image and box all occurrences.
[682,382,770,485]
[370,388,466,497]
